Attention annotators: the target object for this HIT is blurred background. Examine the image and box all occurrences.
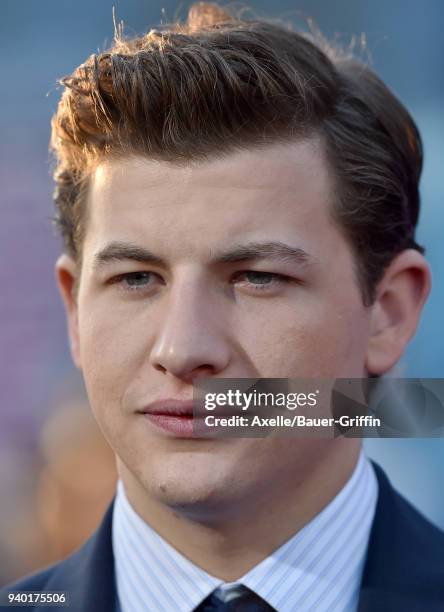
[0,0,443,586]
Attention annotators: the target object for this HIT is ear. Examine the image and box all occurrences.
[55,254,82,369]
[365,249,431,375]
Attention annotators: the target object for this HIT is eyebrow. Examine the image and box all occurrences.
[92,240,316,270]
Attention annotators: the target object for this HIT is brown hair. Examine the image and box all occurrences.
[51,1,424,305]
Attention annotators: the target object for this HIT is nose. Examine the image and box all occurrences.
[149,279,230,381]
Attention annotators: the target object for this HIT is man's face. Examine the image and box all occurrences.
[65,139,372,514]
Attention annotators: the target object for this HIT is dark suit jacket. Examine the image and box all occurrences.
[1,461,444,611]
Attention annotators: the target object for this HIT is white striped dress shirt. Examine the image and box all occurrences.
[112,448,378,612]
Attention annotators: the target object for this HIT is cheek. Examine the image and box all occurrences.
[238,298,369,377]
[307,303,370,377]
[77,302,147,418]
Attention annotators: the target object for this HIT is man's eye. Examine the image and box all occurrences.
[111,271,158,291]
[234,271,290,290]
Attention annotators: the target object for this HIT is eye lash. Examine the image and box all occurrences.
[107,271,156,291]
[234,271,290,280]
[231,271,292,287]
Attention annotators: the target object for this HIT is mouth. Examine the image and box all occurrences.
[137,399,205,438]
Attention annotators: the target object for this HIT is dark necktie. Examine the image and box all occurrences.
[194,585,277,611]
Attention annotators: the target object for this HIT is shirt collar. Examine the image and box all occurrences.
[112,448,378,612]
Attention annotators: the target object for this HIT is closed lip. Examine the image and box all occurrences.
[138,399,201,416]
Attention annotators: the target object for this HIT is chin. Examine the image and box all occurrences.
[140,457,244,519]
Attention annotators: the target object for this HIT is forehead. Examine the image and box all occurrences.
[84,138,339,262]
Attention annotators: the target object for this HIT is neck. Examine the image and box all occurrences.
[118,439,361,581]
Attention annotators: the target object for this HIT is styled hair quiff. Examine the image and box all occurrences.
[51,1,424,305]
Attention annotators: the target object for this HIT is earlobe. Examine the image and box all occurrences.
[55,254,82,369]
[365,250,431,375]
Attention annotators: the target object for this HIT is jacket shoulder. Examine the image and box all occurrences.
[371,460,444,567]
[359,461,444,610]
[1,565,56,592]
[0,501,116,612]
[0,544,93,609]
